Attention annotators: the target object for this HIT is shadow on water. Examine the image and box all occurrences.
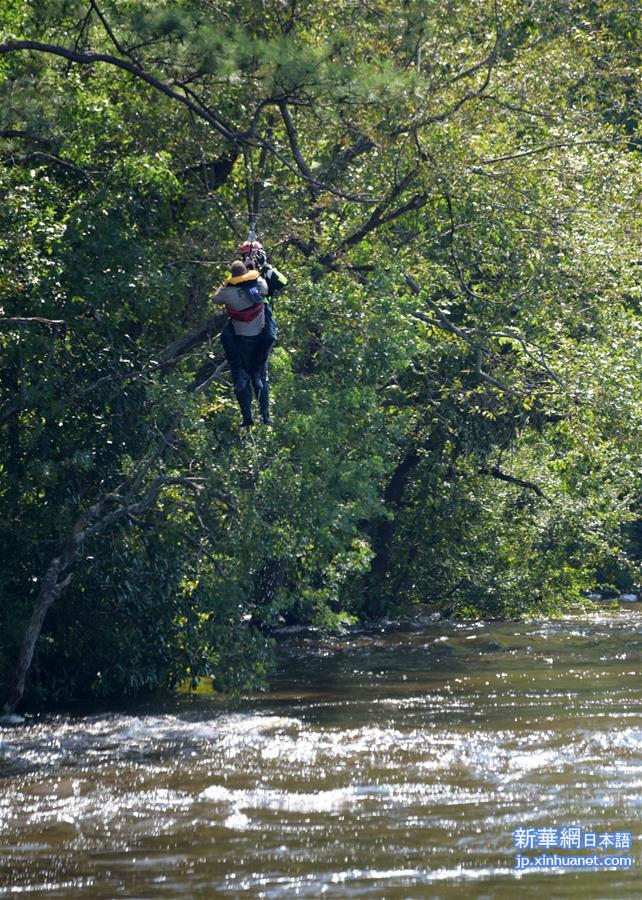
[1,609,642,897]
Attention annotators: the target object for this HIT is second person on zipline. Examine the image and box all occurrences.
[211,259,273,427]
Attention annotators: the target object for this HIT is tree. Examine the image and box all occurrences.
[1,0,641,711]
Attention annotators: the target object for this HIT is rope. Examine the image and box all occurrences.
[241,115,276,252]
[242,146,254,223]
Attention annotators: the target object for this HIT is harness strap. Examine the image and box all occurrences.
[227,304,263,322]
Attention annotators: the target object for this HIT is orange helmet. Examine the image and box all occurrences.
[238,239,264,259]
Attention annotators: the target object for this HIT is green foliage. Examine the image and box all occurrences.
[1,0,641,707]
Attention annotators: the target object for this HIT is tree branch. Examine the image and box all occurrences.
[319,169,421,264]
[480,466,550,501]
[478,139,612,165]
[0,40,240,143]
[405,274,522,396]
[89,0,130,58]
[318,133,376,182]
[278,100,315,182]
[0,40,379,203]
[395,32,498,134]
[405,273,474,343]
[0,316,66,331]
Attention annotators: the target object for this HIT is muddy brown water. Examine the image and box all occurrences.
[1,610,642,897]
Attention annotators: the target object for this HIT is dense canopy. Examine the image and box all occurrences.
[1,0,641,711]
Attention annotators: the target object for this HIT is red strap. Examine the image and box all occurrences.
[226,303,263,322]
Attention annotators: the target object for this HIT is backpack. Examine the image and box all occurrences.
[240,281,265,306]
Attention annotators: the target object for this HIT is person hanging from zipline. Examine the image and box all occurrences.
[212,243,287,427]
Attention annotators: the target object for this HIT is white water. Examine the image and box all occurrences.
[1,611,641,897]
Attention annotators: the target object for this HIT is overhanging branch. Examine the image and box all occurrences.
[0,316,66,331]
[480,466,550,501]
[0,40,378,203]
[0,40,239,142]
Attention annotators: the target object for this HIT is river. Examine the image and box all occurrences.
[1,610,641,897]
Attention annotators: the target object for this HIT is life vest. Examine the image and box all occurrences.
[262,265,288,297]
[225,270,265,323]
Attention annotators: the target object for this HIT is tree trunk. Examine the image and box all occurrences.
[365,449,421,616]
[4,553,73,714]
[3,476,203,714]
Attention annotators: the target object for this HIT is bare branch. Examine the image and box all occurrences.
[4,474,204,713]
[251,131,378,202]
[395,33,498,135]
[480,466,550,501]
[405,273,474,343]
[89,0,130,58]
[474,347,522,397]
[405,274,522,397]
[18,150,95,178]
[478,139,613,165]
[159,315,226,371]
[319,169,422,263]
[278,100,315,181]
[318,133,376,182]
[0,316,66,331]
[192,360,228,393]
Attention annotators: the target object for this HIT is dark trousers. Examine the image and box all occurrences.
[221,318,276,423]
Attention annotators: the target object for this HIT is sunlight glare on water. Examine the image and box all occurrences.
[1,610,642,897]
